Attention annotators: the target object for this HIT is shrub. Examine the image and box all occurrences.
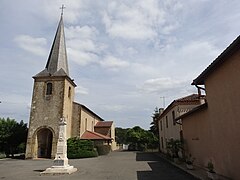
[67,137,98,159]
[0,152,6,159]
[166,138,183,158]
[96,145,111,155]
[68,149,98,159]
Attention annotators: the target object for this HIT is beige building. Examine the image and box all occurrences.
[158,94,204,154]
[25,15,116,159]
[177,36,240,179]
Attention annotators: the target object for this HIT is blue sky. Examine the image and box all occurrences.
[1,0,240,129]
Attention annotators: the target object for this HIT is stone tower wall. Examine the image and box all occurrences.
[71,103,81,137]
[25,76,75,159]
[62,78,75,139]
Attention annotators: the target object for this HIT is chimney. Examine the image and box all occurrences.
[159,108,164,115]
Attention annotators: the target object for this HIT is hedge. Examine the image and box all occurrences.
[67,137,98,159]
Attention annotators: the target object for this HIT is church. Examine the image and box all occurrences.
[25,14,116,159]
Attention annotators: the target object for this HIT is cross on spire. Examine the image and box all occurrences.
[60,4,66,16]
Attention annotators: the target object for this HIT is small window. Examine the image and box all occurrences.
[85,118,87,131]
[161,137,164,148]
[68,87,71,98]
[160,120,163,131]
[172,111,176,125]
[166,116,168,128]
[46,82,52,95]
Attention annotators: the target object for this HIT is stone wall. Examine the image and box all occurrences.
[25,76,75,159]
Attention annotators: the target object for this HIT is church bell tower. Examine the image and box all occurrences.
[25,14,76,159]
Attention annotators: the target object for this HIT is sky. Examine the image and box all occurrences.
[1,0,240,129]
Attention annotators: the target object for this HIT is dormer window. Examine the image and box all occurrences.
[46,82,53,95]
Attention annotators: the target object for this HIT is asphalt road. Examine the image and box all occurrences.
[0,151,197,180]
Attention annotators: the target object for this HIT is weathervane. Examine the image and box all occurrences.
[60,4,66,16]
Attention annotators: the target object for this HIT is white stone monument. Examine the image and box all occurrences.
[41,118,77,175]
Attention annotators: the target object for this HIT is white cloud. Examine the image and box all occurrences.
[139,77,191,94]
[14,35,48,56]
[99,55,130,70]
[100,104,125,112]
[66,25,98,39]
[102,0,182,40]
[67,47,98,66]
[75,85,89,95]
[66,25,105,66]
[102,10,157,40]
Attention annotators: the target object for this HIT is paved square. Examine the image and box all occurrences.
[0,152,196,180]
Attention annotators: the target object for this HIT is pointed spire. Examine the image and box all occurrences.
[45,14,69,76]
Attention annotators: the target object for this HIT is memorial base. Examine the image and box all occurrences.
[40,165,77,175]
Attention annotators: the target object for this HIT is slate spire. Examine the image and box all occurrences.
[45,14,69,76]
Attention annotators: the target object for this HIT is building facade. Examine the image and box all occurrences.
[158,94,204,154]
[177,36,240,179]
[25,15,116,159]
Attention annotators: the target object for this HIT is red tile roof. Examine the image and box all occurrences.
[95,121,113,127]
[80,130,112,140]
[158,94,205,119]
[175,103,208,121]
[175,94,203,103]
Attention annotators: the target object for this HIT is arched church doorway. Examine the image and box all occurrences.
[37,128,53,158]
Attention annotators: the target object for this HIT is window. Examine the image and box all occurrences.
[68,87,71,98]
[85,118,87,131]
[160,120,163,131]
[46,82,52,95]
[166,116,168,128]
[172,110,176,125]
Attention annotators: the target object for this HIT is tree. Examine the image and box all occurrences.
[0,117,28,157]
[126,126,158,151]
[115,127,128,144]
[150,107,160,137]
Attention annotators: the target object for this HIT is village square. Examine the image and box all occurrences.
[1,1,240,180]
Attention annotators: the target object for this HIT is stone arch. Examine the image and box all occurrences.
[34,126,55,158]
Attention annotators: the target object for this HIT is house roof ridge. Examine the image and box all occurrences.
[81,130,112,140]
[158,94,204,120]
[192,35,240,85]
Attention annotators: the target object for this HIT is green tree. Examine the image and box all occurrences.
[115,127,128,144]
[150,107,160,137]
[0,117,28,157]
[144,131,159,150]
[126,126,158,151]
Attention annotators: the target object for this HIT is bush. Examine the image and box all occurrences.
[96,145,111,155]
[68,149,98,159]
[0,152,6,159]
[17,142,26,153]
[67,138,98,159]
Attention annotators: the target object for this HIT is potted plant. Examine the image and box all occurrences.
[185,154,195,170]
[166,138,183,162]
[207,161,218,180]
